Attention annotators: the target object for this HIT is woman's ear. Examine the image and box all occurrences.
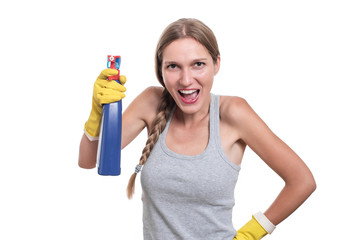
[214,55,221,75]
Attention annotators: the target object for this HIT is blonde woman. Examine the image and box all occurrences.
[79,18,316,240]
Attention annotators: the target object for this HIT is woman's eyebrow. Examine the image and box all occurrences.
[164,58,208,64]
[192,58,208,62]
[163,61,178,65]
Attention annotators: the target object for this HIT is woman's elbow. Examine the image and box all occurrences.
[308,176,317,194]
[78,160,96,169]
[78,151,97,169]
[302,172,317,197]
[287,170,317,197]
[78,134,98,169]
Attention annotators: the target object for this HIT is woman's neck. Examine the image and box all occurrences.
[173,101,210,128]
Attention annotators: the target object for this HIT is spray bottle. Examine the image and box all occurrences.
[97,55,122,176]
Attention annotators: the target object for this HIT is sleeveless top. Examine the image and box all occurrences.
[141,94,241,240]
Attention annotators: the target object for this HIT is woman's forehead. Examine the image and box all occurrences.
[162,38,211,62]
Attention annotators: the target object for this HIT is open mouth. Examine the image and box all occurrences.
[178,89,200,104]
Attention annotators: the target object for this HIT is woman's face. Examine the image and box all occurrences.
[162,38,220,116]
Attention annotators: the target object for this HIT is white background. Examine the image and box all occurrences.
[1,0,359,239]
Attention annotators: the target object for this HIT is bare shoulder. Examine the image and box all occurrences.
[121,86,164,147]
[219,95,255,125]
[126,86,164,128]
[138,86,163,107]
[219,95,276,147]
[219,95,267,140]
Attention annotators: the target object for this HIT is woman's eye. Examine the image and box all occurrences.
[194,62,205,68]
[167,64,177,69]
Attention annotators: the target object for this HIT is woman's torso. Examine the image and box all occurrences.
[141,93,241,239]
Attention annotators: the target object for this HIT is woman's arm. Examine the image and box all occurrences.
[78,86,162,169]
[230,97,316,225]
[78,134,98,169]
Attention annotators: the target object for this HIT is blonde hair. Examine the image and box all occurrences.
[127,18,220,199]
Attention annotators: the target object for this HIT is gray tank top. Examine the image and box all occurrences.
[141,94,241,240]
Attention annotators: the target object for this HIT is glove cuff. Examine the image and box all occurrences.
[84,129,99,141]
[253,212,276,234]
[84,100,102,140]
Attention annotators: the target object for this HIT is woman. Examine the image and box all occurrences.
[79,18,316,240]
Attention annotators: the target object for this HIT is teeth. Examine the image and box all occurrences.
[179,89,197,94]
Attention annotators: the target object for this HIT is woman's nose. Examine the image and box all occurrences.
[180,68,193,86]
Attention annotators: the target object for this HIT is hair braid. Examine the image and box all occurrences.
[127,89,174,199]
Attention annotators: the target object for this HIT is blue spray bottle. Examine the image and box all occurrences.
[97,55,122,176]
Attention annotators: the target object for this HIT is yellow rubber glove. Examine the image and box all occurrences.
[84,68,127,139]
[233,215,268,240]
